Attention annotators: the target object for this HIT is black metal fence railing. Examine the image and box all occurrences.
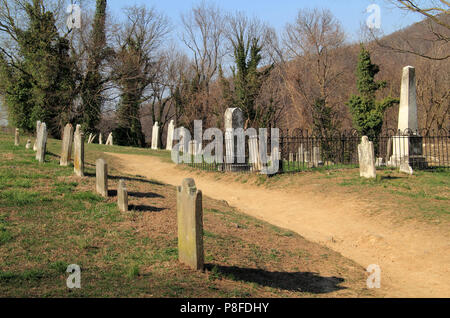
[180,128,450,174]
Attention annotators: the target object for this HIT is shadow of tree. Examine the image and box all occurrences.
[205,264,346,294]
[129,205,166,213]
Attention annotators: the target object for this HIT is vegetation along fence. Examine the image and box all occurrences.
[183,128,449,174]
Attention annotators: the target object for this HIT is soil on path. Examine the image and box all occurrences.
[106,152,450,298]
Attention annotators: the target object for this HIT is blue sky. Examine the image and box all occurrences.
[107,0,423,42]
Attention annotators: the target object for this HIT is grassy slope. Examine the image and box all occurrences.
[0,132,375,297]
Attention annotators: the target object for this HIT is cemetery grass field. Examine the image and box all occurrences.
[0,132,378,297]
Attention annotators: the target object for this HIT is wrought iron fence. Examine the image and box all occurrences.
[181,128,450,174]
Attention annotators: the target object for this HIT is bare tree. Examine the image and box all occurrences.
[282,8,347,133]
[372,0,450,60]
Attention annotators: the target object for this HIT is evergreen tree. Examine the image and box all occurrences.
[79,0,108,135]
[347,45,398,140]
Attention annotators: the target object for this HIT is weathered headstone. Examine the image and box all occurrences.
[105,133,113,146]
[289,153,294,162]
[224,108,245,169]
[25,139,31,149]
[87,133,93,144]
[117,179,128,212]
[166,120,175,151]
[151,122,160,150]
[14,128,20,146]
[297,145,304,163]
[73,125,85,177]
[358,136,376,179]
[99,133,103,145]
[312,147,322,167]
[177,178,204,270]
[178,126,186,153]
[96,159,108,197]
[60,123,74,166]
[33,121,41,151]
[36,123,48,163]
[248,134,262,171]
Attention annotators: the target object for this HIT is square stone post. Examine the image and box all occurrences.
[177,178,204,270]
[117,179,128,212]
[14,128,20,146]
[96,159,108,197]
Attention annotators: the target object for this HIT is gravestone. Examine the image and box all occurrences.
[289,153,294,162]
[105,133,113,146]
[33,121,42,151]
[151,122,160,150]
[358,136,376,179]
[96,159,108,197]
[177,178,204,270]
[25,139,31,149]
[36,123,48,163]
[99,133,103,145]
[178,126,186,153]
[166,120,175,151]
[14,128,19,146]
[248,134,262,171]
[399,161,413,175]
[117,179,128,212]
[389,66,425,167]
[224,108,245,171]
[73,125,85,177]
[312,147,323,167]
[87,133,93,144]
[60,123,74,166]
[297,145,304,163]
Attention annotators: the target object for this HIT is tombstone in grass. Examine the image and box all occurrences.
[177,178,204,271]
[358,136,377,179]
[389,66,425,168]
[399,161,413,175]
[36,123,48,163]
[60,123,74,166]
[224,108,245,171]
[297,144,304,163]
[33,121,41,151]
[14,128,20,146]
[312,146,322,167]
[25,139,31,149]
[166,120,175,151]
[73,125,85,177]
[105,133,113,146]
[151,122,160,150]
[117,179,128,212]
[99,133,103,145]
[96,159,108,197]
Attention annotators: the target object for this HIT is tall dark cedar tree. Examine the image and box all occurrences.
[0,0,76,137]
[79,0,108,135]
[347,45,398,140]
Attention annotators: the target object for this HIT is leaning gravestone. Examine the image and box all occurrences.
[36,123,48,163]
[96,159,108,197]
[151,122,160,150]
[33,121,42,151]
[166,120,175,151]
[117,179,128,212]
[73,125,85,177]
[358,136,376,179]
[105,133,113,146]
[60,123,74,166]
[14,128,20,146]
[177,178,204,271]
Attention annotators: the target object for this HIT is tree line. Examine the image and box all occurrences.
[0,0,448,147]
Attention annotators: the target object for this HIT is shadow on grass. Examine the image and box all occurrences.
[205,264,346,294]
[129,205,166,213]
[107,189,164,199]
[82,172,164,186]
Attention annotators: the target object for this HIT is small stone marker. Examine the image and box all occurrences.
[166,120,175,150]
[117,179,128,212]
[73,125,85,177]
[105,133,113,146]
[399,161,413,175]
[358,136,376,179]
[96,159,108,197]
[151,122,160,150]
[25,139,31,149]
[36,123,48,163]
[14,128,20,146]
[177,178,204,271]
[60,123,74,166]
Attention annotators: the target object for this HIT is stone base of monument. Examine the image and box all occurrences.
[387,135,427,168]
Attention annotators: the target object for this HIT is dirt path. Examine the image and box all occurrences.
[107,152,450,298]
